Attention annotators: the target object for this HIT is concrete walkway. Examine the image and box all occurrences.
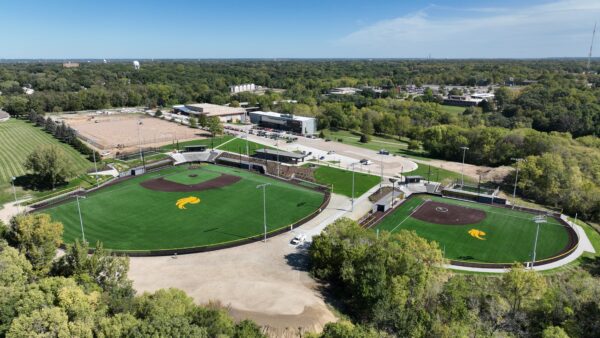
[0,199,30,223]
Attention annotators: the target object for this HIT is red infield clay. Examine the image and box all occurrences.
[140,174,241,192]
[412,200,486,225]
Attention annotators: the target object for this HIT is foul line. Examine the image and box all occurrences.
[390,200,428,233]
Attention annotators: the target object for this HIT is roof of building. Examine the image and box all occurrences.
[249,110,315,122]
[178,103,246,117]
[254,148,308,159]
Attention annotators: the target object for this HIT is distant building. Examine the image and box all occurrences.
[63,62,79,68]
[22,87,34,95]
[249,111,317,135]
[329,87,361,95]
[0,110,9,122]
[173,103,247,123]
[443,93,494,107]
[229,83,257,94]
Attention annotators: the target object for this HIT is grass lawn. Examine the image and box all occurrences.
[43,164,325,252]
[0,119,92,184]
[310,165,380,198]
[216,137,275,155]
[322,129,430,161]
[403,163,474,184]
[373,195,571,264]
[439,105,468,115]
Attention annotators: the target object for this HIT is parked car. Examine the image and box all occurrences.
[327,150,336,155]
[291,233,307,245]
[360,159,373,165]
[379,149,390,155]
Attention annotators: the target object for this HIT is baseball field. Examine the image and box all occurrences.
[43,164,326,252]
[373,195,575,265]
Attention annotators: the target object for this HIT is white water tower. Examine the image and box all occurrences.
[133,60,140,70]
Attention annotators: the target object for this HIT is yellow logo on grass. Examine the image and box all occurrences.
[176,196,200,209]
[468,229,486,240]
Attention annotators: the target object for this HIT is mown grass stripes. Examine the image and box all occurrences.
[0,119,91,183]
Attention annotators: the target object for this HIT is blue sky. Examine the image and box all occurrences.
[0,0,599,58]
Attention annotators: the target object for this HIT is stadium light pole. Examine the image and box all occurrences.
[256,183,271,243]
[137,120,143,163]
[511,158,524,199]
[92,150,99,188]
[389,178,398,207]
[350,162,357,212]
[11,177,19,214]
[460,146,469,187]
[76,195,87,243]
[379,154,384,191]
[531,215,546,268]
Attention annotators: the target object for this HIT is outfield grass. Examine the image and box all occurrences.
[0,119,91,183]
[216,137,275,155]
[44,164,324,251]
[374,195,571,264]
[310,165,380,198]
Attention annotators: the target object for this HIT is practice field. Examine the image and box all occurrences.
[0,119,91,184]
[373,195,574,264]
[43,164,325,252]
[311,165,380,198]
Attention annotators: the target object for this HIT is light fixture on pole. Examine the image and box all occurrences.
[11,176,19,214]
[256,183,271,243]
[511,157,524,199]
[460,146,469,186]
[76,195,87,243]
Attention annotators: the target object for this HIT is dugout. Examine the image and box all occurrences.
[183,145,207,152]
[405,175,422,184]
[253,148,308,164]
[216,157,266,174]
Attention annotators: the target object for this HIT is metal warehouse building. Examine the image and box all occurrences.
[249,111,317,135]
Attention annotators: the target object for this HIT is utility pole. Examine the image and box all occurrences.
[511,157,524,199]
[256,183,271,243]
[460,146,469,186]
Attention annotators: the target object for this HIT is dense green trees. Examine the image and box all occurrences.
[310,218,600,338]
[0,214,266,337]
[23,145,76,189]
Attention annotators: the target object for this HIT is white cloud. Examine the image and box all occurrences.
[336,0,600,58]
